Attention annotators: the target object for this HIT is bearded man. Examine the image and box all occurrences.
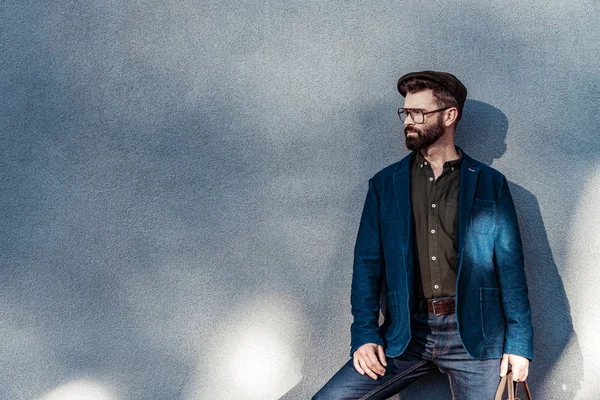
[312,71,534,400]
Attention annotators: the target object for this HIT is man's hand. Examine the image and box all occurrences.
[352,343,387,380]
[500,353,529,382]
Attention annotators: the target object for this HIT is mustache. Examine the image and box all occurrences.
[405,127,421,135]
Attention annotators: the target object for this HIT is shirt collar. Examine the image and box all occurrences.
[415,146,463,169]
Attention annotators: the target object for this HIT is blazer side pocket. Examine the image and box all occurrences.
[385,291,400,340]
[480,287,505,344]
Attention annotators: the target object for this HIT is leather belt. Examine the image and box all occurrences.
[416,297,456,315]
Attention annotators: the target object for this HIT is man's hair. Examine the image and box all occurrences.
[398,78,462,123]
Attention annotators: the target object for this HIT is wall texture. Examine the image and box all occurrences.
[1,1,598,399]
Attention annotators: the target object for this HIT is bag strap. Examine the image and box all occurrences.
[495,369,533,400]
[515,379,533,400]
[493,374,507,400]
[494,370,515,400]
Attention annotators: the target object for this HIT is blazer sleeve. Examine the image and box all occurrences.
[494,176,535,361]
[349,177,385,358]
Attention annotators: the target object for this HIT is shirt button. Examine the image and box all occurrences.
[420,163,423,168]
[431,256,436,260]
[431,204,436,208]
[434,284,439,289]
[424,161,428,165]
[431,229,435,234]
[451,167,454,171]
[429,177,433,181]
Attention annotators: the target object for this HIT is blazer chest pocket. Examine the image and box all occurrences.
[470,198,496,234]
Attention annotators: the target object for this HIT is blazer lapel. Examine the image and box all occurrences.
[457,149,479,252]
[392,152,416,307]
[392,152,416,255]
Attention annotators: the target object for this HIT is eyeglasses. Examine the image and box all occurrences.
[397,107,452,124]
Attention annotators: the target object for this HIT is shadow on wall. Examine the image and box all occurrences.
[0,22,265,397]
[296,99,582,400]
[399,100,582,399]
[456,100,582,399]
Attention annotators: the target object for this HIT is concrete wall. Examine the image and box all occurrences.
[1,1,598,399]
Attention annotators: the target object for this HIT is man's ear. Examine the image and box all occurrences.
[445,108,459,127]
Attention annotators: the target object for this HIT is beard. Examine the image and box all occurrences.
[404,114,445,151]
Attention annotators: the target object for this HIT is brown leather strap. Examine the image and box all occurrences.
[494,370,532,400]
[426,297,455,314]
[494,375,505,400]
[495,371,514,400]
[516,379,533,400]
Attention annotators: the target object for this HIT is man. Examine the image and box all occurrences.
[312,71,534,400]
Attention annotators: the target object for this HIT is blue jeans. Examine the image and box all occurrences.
[312,308,502,400]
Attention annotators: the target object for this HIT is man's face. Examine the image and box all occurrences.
[402,89,446,152]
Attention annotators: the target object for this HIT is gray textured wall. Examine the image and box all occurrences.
[1,1,598,399]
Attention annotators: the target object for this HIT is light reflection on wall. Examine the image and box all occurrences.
[565,165,600,400]
[184,293,304,400]
[38,380,117,400]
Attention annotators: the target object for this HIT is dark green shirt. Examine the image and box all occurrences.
[410,147,463,300]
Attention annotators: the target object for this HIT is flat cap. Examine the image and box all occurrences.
[397,70,467,114]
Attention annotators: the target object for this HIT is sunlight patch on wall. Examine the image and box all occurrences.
[184,292,304,400]
[38,380,117,400]
[565,164,600,400]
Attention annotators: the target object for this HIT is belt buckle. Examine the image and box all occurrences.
[431,299,442,315]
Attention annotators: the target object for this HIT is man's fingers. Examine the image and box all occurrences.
[377,345,388,367]
[358,358,378,380]
[499,354,509,377]
[506,354,530,382]
[512,365,522,381]
[353,357,365,375]
[365,350,385,376]
[353,344,386,379]
[513,364,529,382]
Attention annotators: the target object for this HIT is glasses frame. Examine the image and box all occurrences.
[397,106,453,124]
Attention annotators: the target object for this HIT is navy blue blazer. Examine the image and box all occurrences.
[349,147,534,361]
